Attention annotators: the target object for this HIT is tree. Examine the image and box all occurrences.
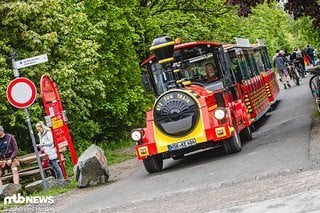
[226,0,320,28]
[0,0,148,154]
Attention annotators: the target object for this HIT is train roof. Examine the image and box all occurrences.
[141,41,222,67]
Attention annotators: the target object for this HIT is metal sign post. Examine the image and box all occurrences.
[8,48,49,191]
[24,108,48,191]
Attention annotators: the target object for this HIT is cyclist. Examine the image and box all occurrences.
[290,47,305,71]
[275,50,291,89]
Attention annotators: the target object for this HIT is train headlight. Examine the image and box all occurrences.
[214,108,226,120]
[131,129,143,142]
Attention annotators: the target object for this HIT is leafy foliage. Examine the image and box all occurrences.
[0,0,318,157]
[226,0,320,28]
[0,0,148,153]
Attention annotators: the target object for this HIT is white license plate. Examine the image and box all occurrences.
[168,139,196,151]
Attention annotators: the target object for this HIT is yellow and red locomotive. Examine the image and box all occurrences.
[131,36,279,173]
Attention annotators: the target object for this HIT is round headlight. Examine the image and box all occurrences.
[214,108,226,120]
[131,130,142,142]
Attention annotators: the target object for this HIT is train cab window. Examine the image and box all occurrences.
[179,53,221,84]
[149,62,168,95]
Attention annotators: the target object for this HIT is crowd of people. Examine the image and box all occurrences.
[273,44,318,89]
[0,122,64,185]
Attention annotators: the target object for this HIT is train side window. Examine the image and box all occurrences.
[227,50,247,83]
[217,48,233,86]
[253,50,265,72]
[231,58,242,82]
[261,47,272,69]
[238,54,251,80]
[243,50,259,77]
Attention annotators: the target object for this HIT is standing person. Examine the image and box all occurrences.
[0,126,19,185]
[272,50,280,67]
[275,50,291,89]
[36,121,63,179]
[306,44,315,66]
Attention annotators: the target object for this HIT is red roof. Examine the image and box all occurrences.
[140,41,222,67]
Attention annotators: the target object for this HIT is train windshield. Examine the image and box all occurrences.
[177,52,221,84]
[143,44,225,96]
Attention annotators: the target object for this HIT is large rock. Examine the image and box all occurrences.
[25,176,70,194]
[0,183,22,200]
[73,144,109,188]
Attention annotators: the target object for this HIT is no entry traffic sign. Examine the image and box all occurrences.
[6,77,37,109]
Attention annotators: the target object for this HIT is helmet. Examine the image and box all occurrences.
[294,47,298,51]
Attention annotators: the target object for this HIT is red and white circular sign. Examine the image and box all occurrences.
[6,77,37,109]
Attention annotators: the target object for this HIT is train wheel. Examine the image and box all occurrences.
[223,127,242,154]
[240,126,252,141]
[143,155,163,174]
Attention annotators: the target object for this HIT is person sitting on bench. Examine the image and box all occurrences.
[0,126,20,185]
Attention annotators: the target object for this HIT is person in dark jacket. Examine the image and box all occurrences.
[275,50,291,89]
[0,126,19,185]
[290,47,305,71]
[306,45,315,66]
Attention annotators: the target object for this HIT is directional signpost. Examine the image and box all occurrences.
[14,54,48,69]
[7,49,49,191]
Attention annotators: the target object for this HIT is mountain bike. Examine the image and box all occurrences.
[294,60,305,78]
[307,66,320,113]
[287,62,300,86]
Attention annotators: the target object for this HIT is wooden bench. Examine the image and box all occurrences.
[1,153,53,184]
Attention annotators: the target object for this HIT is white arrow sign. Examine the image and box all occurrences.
[15,54,48,69]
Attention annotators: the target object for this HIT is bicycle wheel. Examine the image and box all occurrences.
[293,68,300,86]
[298,64,305,78]
[309,75,319,97]
[309,75,320,113]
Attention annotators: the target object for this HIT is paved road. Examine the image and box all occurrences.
[17,76,320,213]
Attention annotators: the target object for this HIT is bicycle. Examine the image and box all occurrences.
[294,59,306,78]
[307,66,320,113]
[287,61,300,86]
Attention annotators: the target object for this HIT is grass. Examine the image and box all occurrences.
[104,140,136,165]
[29,178,77,197]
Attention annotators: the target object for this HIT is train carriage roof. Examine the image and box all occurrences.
[141,41,222,67]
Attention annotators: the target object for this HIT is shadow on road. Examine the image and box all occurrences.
[163,146,226,173]
[251,100,282,132]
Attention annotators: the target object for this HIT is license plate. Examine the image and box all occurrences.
[168,139,196,151]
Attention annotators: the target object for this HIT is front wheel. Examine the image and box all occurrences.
[240,126,252,141]
[309,75,320,113]
[298,63,305,78]
[143,155,163,174]
[223,128,242,154]
[292,68,300,86]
